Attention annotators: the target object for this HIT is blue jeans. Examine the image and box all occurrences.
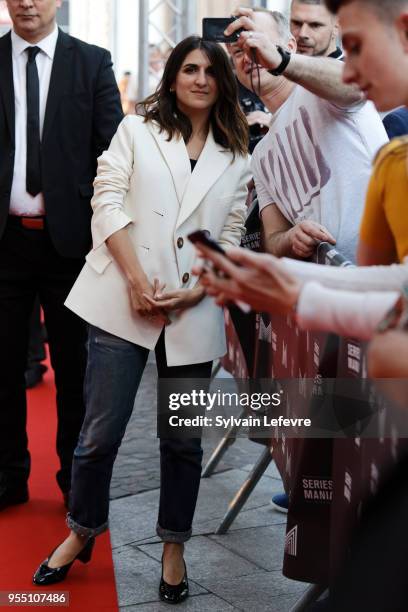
[67,325,212,542]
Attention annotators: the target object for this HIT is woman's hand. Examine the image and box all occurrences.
[143,285,205,312]
[129,277,171,324]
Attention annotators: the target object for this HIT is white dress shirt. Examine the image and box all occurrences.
[9,26,58,216]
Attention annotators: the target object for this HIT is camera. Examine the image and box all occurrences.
[202,17,244,44]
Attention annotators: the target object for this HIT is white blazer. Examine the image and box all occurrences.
[65,115,252,366]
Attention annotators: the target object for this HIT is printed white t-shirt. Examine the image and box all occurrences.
[251,86,388,263]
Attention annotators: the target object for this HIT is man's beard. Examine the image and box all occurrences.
[313,36,336,57]
[298,36,334,57]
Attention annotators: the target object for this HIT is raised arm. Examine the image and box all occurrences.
[282,54,363,107]
[225,8,363,108]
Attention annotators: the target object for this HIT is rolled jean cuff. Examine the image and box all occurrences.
[66,513,108,538]
[156,522,192,543]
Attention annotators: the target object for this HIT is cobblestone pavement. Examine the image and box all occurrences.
[110,357,309,611]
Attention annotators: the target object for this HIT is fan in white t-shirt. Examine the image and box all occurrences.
[227,8,388,264]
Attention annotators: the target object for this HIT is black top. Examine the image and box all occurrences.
[329,47,344,60]
[190,159,197,172]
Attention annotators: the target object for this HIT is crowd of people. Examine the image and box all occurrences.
[0,0,407,609]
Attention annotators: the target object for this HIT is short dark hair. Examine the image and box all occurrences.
[139,36,248,158]
[325,0,406,18]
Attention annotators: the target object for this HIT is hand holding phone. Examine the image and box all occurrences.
[187,230,251,313]
[188,230,227,256]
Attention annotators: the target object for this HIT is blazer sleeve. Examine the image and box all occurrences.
[218,156,252,249]
[92,49,124,160]
[90,116,135,249]
[296,281,399,340]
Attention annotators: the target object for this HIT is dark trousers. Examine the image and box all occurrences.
[68,326,212,542]
[27,296,46,368]
[0,218,87,493]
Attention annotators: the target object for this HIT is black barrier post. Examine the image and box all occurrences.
[215,446,272,534]
[289,585,328,612]
[202,408,246,478]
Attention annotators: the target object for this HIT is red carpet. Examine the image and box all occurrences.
[0,360,118,611]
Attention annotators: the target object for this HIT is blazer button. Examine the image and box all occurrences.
[182,272,190,284]
[177,237,184,249]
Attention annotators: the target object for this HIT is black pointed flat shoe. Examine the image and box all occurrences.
[33,537,95,586]
[159,556,189,604]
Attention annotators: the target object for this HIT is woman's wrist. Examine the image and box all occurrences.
[183,284,206,308]
[128,272,150,292]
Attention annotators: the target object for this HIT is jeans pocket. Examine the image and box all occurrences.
[88,325,131,350]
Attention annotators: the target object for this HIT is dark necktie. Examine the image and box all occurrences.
[26,46,42,197]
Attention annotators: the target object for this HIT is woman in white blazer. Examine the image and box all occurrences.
[34,36,251,603]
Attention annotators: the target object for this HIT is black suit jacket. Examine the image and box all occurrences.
[0,29,124,258]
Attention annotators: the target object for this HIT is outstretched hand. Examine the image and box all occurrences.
[192,246,301,316]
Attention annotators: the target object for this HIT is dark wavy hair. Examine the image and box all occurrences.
[139,36,249,158]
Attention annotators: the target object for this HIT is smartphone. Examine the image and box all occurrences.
[202,17,243,43]
[187,230,251,314]
[188,230,226,255]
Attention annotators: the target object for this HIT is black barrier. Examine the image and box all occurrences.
[221,239,407,586]
[226,195,261,377]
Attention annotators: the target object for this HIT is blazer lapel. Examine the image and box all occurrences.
[176,129,232,229]
[42,29,73,142]
[147,122,191,204]
[0,33,15,143]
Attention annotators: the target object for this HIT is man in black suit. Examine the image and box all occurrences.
[0,0,123,511]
